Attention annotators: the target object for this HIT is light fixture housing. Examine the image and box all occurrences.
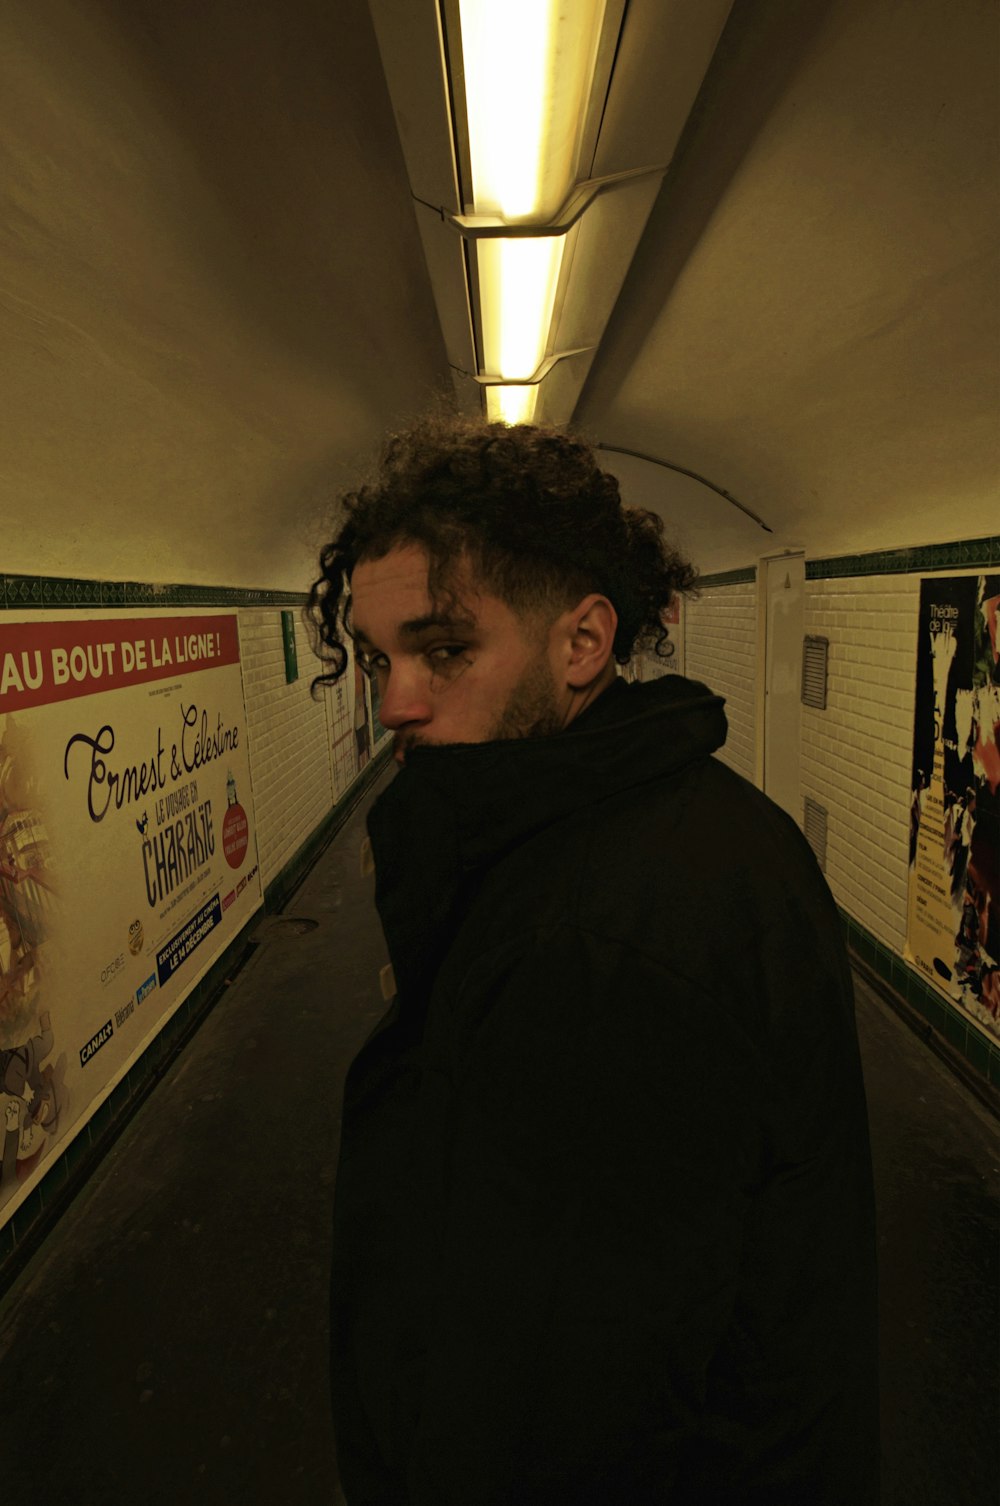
[366,0,736,426]
[456,0,606,419]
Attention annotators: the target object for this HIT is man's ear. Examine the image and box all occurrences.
[564,595,618,687]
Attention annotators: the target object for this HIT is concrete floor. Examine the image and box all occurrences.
[0,768,997,1506]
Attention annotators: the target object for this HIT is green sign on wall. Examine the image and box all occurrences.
[281,610,298,683]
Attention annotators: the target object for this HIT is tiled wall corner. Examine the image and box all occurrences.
[685,581,757,782]
[801,573,918,952]
[240,609,335,888]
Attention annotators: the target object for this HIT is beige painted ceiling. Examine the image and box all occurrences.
[1,0,450,590]
[576,0,999,570]
[1,0,997,589]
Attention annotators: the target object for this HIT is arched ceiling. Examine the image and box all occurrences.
[576,0,999,571]
[0,0,450,590]
[1,0,996,589]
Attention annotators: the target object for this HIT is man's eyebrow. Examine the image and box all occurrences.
[353,613,476,648]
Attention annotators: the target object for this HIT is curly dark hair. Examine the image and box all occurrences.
[305,415,698,690]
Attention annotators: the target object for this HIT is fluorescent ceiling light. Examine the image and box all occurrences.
[478,237,565,380]
[458,0,607,419]
[459,0,607,221]
[459,0,550,219]
[486,385,538,425]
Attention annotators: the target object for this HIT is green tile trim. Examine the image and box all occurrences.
[807,536,998,580]
[0,751,389,1296]
[698,537,998,585]
[839,908,1000,1095]
[964,1028,991,1079]
[5,543,995,609]
[1,573,308,610]
[989,1048,1000,1091]
[697,567,757,588]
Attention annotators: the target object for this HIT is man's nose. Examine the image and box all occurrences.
[374,669,431,730]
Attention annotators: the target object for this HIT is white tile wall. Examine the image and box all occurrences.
[682,570,941,964]
[240,609,336,888]
[801,574,919,953]
[685,581,757,782]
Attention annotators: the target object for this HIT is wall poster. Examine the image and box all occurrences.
[328,646,377,803]
[637,594,685,680]
[906,575,1000,1039]
[368,662,389,749]
[0,611,261,1226]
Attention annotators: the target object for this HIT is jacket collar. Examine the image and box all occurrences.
[366,674,727,1003]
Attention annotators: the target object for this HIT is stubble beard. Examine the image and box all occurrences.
[486,648,565,743]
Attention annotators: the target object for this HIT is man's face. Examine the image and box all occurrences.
[349,544,616,765]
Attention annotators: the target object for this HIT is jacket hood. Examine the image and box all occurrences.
[366,674,727,1003]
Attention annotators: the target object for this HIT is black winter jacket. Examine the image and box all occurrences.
[330,673,879,1505]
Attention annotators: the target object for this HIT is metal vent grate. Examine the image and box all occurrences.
[803,797,828,872]
[801,635,829,709]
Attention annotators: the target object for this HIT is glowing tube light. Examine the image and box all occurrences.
[458,0,606,421]
[486,384,538,425]
[459,0,553,220]
[477,236,565,380]
[459,0,607,222]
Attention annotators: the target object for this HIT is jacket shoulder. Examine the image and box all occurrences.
[453,754,831,972]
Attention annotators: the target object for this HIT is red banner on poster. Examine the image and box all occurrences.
[0,615,241,712]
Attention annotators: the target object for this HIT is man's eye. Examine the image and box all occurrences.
[359,644,469,674]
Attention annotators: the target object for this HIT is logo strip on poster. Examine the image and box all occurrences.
[156,896,223,988]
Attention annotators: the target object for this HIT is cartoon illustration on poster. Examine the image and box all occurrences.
[906,575,1000,1038]
[0,611,262,1225]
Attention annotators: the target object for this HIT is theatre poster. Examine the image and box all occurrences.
[0,610,262,1226]
[905,575,1000,1040]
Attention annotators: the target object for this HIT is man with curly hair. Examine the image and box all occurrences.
[310,417,878,1506]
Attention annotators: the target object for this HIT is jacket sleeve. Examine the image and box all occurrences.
[406,923,763,1506]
